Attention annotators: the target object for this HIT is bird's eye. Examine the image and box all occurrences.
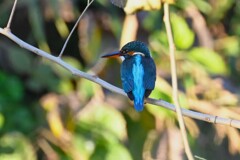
[122,50,128,54]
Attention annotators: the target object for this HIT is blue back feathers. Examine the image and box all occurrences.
[132,55,145,111]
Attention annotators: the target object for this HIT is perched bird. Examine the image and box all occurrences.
[101,41,156,112]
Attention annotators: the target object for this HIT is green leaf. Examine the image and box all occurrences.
[105,144,133,160]
[77,79,100,100]
[1,104,36,134]
[73,135,95,160]
[188,47,228,75]
[78,105,127,142]
[171,13,195,50]
[149,31,169,48]
[0,133,36,160]
[58,79,74,94]
[90,143,132,160]
[0,72,24,102]
[0,113,4,129]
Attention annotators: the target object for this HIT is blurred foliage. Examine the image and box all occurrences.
[171,13,195,50]
[0,0,240,160]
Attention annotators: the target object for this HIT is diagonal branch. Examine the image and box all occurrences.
[1,27,240,130]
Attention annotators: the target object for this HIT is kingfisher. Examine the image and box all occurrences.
[101,41,156,112]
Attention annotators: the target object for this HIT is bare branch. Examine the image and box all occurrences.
[163,3,194,160]
[1,27,240,130]
[6,0,18,30]
[58,0,94,58]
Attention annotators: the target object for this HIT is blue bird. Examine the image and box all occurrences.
[101,41,156,112]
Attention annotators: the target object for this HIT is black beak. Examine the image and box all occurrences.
[101,51,122,58]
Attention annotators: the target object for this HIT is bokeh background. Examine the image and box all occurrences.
[0,0,240,159]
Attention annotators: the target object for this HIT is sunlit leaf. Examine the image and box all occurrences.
[55,17,69,38]
[77,79,100,99]
[58,79,74,94]
[0,133,36,160]
[41,95,64,138]
[123,0,161,14]
[171,13,195,50]
[188,47,228,75]
[73,135,95,160]
[0,113,4,129]
[78,104,127,141]
[90,142,132,160]
[48,111,64,138]
[149,31,169,49]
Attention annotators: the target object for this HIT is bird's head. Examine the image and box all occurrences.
[101,41,150,59]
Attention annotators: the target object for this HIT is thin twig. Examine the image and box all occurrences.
[6,0,18,30]
[1,27,240,129]
[58,0,94,58]
[163,3,194,160]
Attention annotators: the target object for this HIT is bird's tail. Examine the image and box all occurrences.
[134,98,144,112]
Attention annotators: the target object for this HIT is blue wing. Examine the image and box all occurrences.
[121,59,134,99]
[142,57,156,97]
